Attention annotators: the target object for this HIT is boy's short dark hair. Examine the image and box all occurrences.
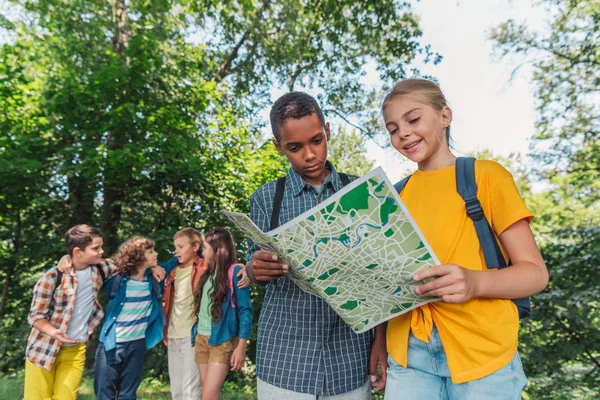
[65,224,101,256]
[270,92,326,141]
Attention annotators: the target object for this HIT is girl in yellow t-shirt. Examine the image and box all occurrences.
[381,78,549,399]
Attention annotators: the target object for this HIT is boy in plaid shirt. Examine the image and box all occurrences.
[24,225,165,400]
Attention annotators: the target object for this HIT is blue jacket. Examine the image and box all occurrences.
[99,272,166,351]
[159,257,179,283]
[191,265,252,346]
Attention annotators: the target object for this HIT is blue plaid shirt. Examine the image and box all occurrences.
[246,162,371,396]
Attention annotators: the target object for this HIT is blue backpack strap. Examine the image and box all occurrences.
[108,274,123,300]
[455,158,506,269]
[455,157,531,319]
[394,175,412,193]
[149,275,163,301]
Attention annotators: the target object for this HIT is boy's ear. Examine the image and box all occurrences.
[273,139,285,155]
[192,242,201,254]
[324,122,331,142]
[72,247,82,258]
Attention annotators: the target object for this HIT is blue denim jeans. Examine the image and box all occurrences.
[384,326,527,400]
[94,339,146,400]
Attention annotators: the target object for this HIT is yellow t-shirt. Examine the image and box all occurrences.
[386,160,533,384]
[168,265,195,339]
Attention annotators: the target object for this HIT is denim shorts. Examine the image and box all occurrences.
[384,326,527,400]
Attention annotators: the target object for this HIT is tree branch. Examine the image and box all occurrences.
[217,29,250,79]
[288,60,303,92]
[216,0,271,80]
[322,107,385,148]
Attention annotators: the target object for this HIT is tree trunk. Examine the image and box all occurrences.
[102,0,132,254]
[68,174,95,227]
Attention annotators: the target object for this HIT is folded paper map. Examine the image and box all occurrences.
[222,167,440,333]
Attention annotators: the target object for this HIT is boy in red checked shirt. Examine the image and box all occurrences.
[24,224,165,400]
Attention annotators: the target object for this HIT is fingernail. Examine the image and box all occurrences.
[272,255,278,261]
[413,273,420,280]
[415,287,421,295]
[282,265,289,271]
[370,375,376,382]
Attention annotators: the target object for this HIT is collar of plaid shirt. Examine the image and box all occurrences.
[285,160,344,197]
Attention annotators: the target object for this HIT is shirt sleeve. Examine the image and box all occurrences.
[159,257,179,276]
[489,169,533,236]
[245,192,270,263]
[99,259,118,281]
[27,271,57,327]
[233,266,253,340]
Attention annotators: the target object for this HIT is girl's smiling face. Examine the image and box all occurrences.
[174,236,199,266]
[384,94,453,171]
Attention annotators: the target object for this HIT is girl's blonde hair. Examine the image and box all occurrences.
[382,78,452,143]
[112,236,155,276]
[173,227,204,256]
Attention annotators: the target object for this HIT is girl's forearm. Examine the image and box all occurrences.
[475,260,549,299]
[477,218,549,299]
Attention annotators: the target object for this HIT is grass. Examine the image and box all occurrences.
[0,370,255,399]
[1,369,384,399]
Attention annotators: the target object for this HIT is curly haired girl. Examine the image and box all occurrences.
[94,236,166,400]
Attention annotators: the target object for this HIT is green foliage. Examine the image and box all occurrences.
[490,0,600,198]
[520,226,600,399]
[490,1,600,397]
[0,371,255,399]
[0,0,434,385]
[328,128,375,176]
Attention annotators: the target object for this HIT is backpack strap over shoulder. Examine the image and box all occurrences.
[54,269,63,293]
[270,176,286,231]
[455,158,507,269]
[108,274,123,300]
[149,275,163,301]
[394,175,412,194]
[338,172,351,186]
[227,264,240,308]
[95,264,107,283]
[455,157,531,319]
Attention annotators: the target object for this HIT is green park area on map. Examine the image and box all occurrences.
[222,167,440,333]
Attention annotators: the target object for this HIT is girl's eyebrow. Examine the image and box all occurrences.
[386,108,421,127]
[403,108,420,118]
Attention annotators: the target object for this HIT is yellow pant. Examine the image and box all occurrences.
[24,343,87,400]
